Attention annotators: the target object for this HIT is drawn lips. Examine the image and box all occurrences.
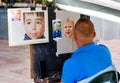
[66,32,70,35]
[30,33,37,36]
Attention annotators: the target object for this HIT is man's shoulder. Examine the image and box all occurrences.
[98,44,108,49]
[97,44,110,54]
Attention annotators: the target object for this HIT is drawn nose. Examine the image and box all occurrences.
[32,24,36,30]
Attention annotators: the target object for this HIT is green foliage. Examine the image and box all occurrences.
[36,0,56,6]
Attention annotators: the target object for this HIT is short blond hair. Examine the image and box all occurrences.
[63,18,74,27]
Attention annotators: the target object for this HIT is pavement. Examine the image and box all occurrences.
[0,40,120,83]
[0,40,34,83]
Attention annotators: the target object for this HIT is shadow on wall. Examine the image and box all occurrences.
[0,8,8,40]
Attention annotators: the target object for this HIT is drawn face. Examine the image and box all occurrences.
[63,20,74,38]
[24,12,45,39]
[11,10,21,21]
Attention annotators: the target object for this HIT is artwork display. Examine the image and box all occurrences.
[55,10,81,40]
[8,8,49,46]
[52,18,74,40]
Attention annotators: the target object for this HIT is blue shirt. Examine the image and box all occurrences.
[61,42,112,83]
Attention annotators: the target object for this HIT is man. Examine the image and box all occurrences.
[61,18,112,83]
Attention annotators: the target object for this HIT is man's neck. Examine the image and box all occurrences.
[77,39,93,48]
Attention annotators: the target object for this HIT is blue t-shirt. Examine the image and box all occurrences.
[61,42,112,83]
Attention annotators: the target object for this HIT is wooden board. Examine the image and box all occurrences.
[30,45,36,78]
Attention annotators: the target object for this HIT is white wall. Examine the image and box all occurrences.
[91,17,120,41]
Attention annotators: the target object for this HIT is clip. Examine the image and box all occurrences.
[30,6,35,10]
[42,5,46,10]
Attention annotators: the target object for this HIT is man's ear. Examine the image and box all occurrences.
[93,31,96,38]
[74,32,77,41]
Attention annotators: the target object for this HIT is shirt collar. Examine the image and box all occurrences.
[72,42,97,57]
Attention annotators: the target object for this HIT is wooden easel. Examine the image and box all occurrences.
[30,44,36,78]
[29,6,56,79]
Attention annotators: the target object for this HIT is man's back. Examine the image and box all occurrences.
[62,42,112,83]
[61,18,113,83]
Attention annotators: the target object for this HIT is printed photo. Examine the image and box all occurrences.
[52,19,62,39]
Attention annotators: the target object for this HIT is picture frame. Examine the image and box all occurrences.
[8,8,49,46]
[52,19,62,39]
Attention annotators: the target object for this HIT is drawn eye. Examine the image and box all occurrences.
[27,21,31,24]
[69,26,72,28]
[36,19,42,24]
[37,22,41,24]
[64,26,67,28]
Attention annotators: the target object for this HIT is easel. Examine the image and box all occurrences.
[29,4,91,82]
[29,3,58,82]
